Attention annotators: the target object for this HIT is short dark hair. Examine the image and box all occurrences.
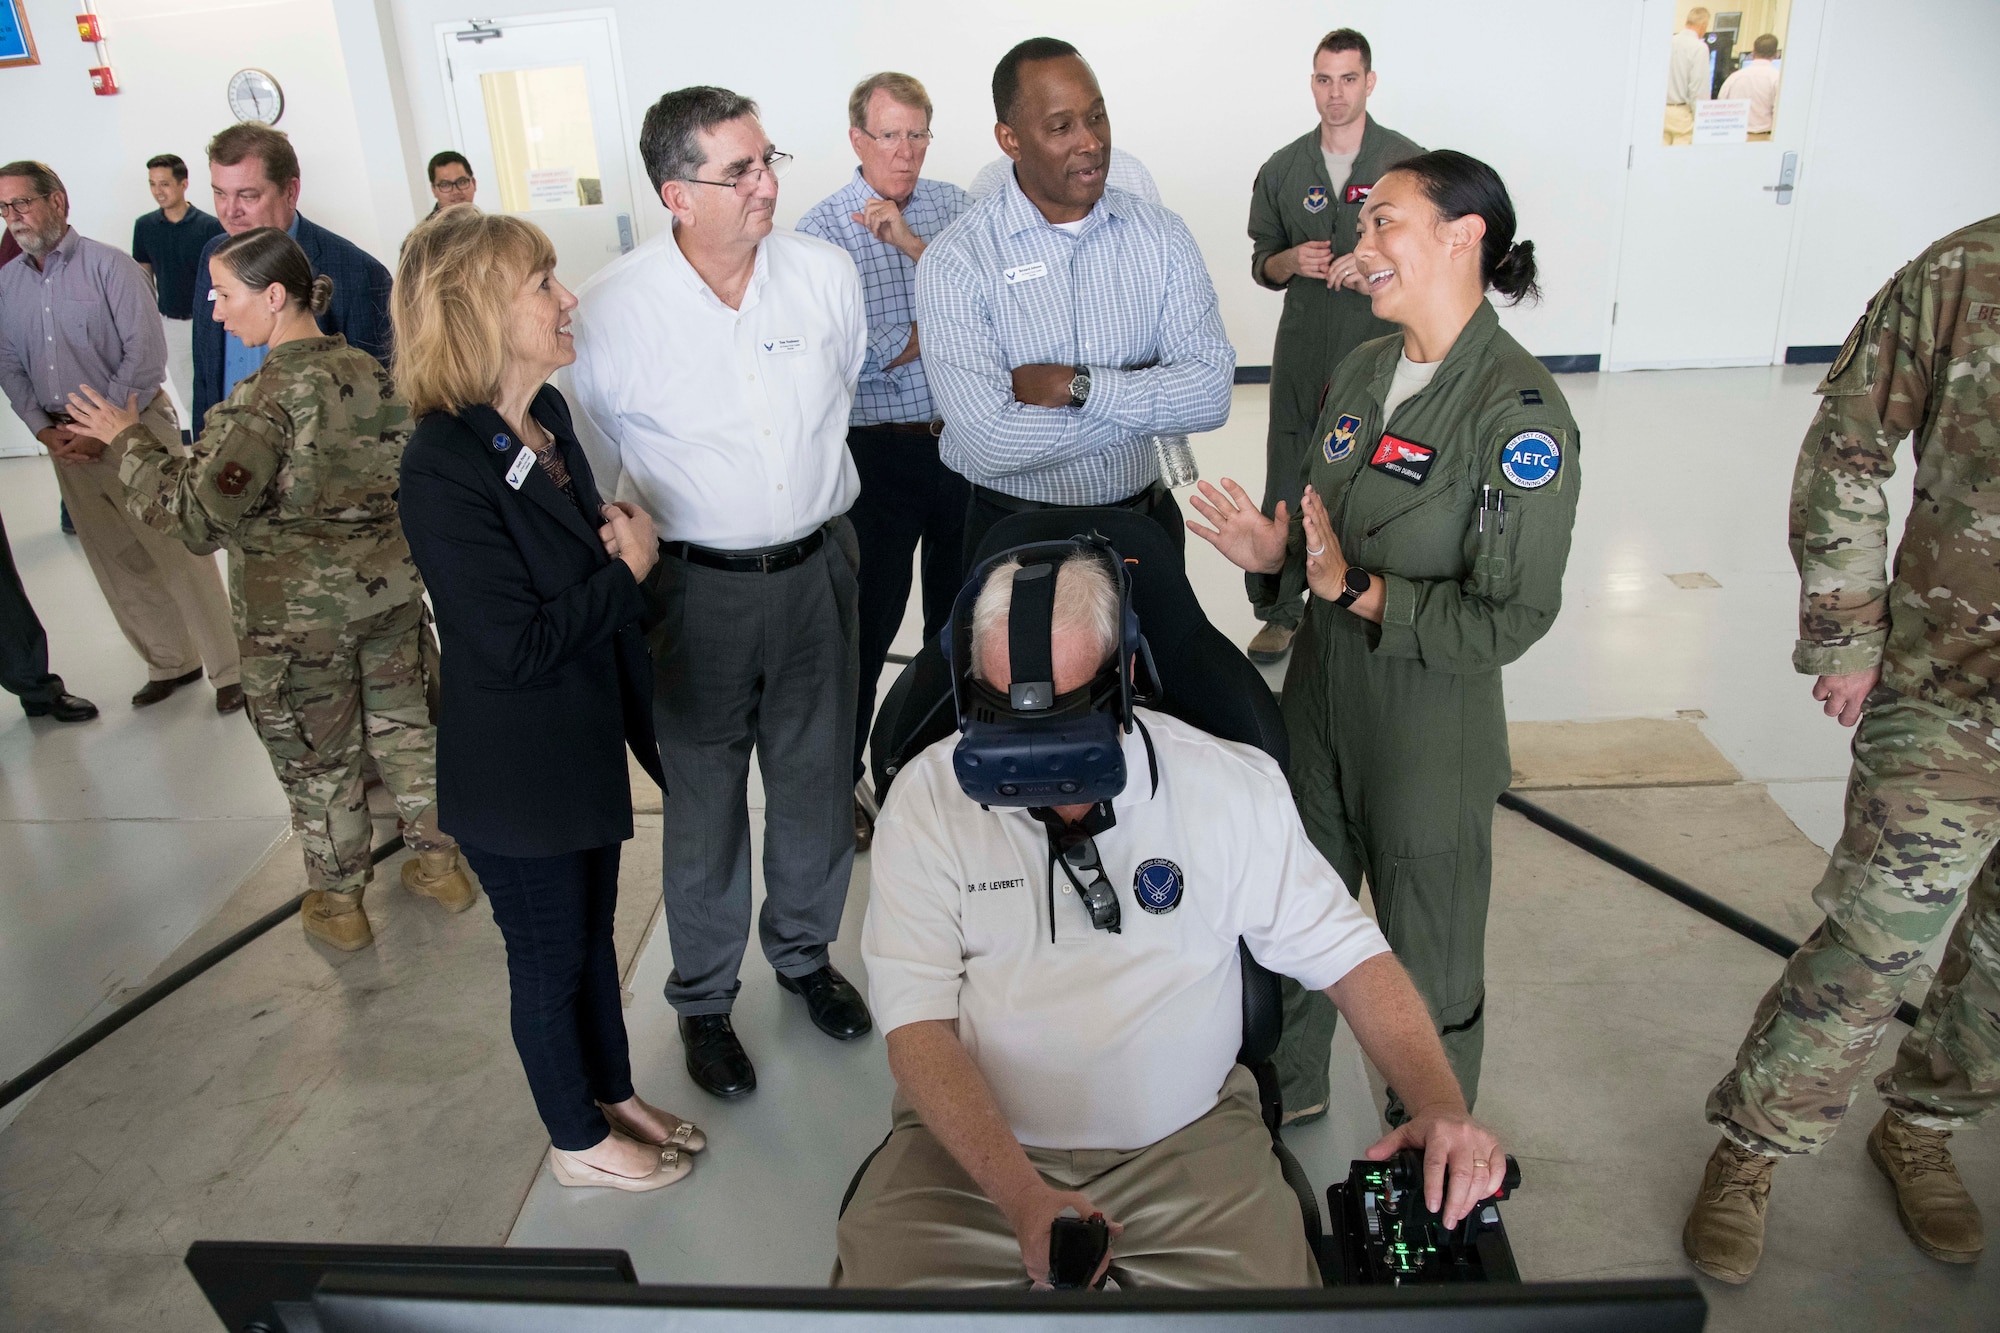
[638,86,759,194]
[1386,150,1540,305]
[1752,33,1780,59]
[0,160,64,198]
[992,37,1081,124]
[146,154,189,182]
[427,151,472,184]
[1315,27,1372,73]
[207,123,300,188]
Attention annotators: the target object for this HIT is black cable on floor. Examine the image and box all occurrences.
[1498,790,1921,1028]
[0,836,406,1111]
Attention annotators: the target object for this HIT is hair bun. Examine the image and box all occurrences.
[308,273,336,317]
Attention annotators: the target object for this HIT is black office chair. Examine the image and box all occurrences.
[852,508,1325,1270]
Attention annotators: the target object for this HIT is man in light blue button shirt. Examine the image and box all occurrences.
[915,37,1234,561]
[797,72,971,834]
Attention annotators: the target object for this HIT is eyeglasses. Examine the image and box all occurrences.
[0,195,48,218]
[684,150,793,195]
[433,176,475,193]
[856,129,934,147]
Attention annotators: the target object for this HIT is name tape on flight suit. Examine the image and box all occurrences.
[1499,431,1561,490]
[1324,413,1361,462]
[1368,433,1436,485]
[1344,183,1373,205]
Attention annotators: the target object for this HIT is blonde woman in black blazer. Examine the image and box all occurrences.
[394,207,701,1192]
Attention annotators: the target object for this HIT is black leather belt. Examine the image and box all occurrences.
[972,480,1165,514]
[661,527,825,574]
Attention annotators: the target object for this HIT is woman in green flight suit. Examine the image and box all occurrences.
[1192,150,1580,1123]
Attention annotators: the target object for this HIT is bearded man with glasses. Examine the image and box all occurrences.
[569,86,873,1102]
[797,72,972,854]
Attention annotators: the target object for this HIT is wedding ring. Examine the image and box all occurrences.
[1307,545,1326,557]
[1472,1159,1489,1170]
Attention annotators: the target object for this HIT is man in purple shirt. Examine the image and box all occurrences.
[0,160,240,711]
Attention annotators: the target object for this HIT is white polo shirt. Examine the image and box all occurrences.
[567,225,865,550]
[863,709,1390,1151]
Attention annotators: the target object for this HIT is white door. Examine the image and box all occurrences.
[436,11,640,290]
[1607,0,1826,369]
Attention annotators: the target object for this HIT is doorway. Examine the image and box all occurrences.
[434,11,642,290]
[1607,0,1826,369]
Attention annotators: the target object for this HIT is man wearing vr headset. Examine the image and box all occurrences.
[835,541,1503,1288]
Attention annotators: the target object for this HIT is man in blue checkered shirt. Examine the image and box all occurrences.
[798,72,972,850]
[915,37,1235,561]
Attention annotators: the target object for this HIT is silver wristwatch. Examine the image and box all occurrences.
[1068,364,1092,408]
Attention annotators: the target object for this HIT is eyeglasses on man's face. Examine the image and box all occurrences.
[684,150,793,195]
[857,129,934,148]
[0,195,49,218]
[433,175,475,194]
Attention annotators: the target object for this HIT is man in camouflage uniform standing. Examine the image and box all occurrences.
[1685,214,2000,1283]
[66,245,472,952]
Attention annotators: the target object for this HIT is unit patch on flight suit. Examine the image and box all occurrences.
[1499,431,1561,489]
[1303,186,1328,214]
[1368,433,1436,485]
[1134,858,1183,914]
[215,461,253,497]
[1324,413,1362,462]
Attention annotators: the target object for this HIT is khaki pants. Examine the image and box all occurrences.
[832,1065,1320,1290]
[51,398,239,687]
[1663,103,1695,145]
[160,317,194,432]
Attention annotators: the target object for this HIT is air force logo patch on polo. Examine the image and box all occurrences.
[1324,413,1362,462]
[1134,858,1183,914]
[1303,186,1328,214]
[1499,431,1562,490]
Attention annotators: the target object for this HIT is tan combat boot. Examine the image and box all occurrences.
[401,846,478,913]
[1246,623,1294,664]
[302,888,373,951]
[1868,1109,1984,1263]
[1682,1138,1775,1284]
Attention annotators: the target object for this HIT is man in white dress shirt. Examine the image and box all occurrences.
[569,86,874,1101]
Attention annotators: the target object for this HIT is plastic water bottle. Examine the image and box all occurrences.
[1150,434,1199,488]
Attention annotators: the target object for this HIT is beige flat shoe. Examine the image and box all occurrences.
[548,1142,691,1192]
[598,1099,706,1152]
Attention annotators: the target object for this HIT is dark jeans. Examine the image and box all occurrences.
[462,840,633,1151]
[0,507,62,706]
[848,424,968,779]
[962,481,1186,573]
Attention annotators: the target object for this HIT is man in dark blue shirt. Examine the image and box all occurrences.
[189,124,393,428]
[131,153,223,434]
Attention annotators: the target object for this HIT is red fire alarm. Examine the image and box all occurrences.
[76,13,104,40]
[89,65,118,94]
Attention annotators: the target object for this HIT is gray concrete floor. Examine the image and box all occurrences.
[3,369,1992,1331]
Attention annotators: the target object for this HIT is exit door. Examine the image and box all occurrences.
[436,12,642,290]
[1607,0,1826,369]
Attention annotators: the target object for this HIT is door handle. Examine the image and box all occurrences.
[616,214,635,253]
[1762,150,1798,205]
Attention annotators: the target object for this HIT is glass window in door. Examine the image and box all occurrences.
[1663,3,1791,145]
[480,64,603,209]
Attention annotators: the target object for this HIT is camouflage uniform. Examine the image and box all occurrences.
[1707,215,2000,1156]
[117,334,450,895]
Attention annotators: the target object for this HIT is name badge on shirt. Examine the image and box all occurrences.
[504,446,536,491]
[1368,433,1437,486]
[1004,261,1048,285]
[760,336,806,354]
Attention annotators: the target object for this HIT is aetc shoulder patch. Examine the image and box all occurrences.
[1134,858,1184,914]
[1499,431,1561,490]
[1303,186,1328,215]
[1323,413,1361,462]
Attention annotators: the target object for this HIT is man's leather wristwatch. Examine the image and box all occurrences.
[1333,563,1372,609]
[1068,365,1092,408]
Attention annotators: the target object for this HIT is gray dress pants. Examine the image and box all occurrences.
[650,519,859,1014]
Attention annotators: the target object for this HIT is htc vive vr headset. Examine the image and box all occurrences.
[942,534,1157,808]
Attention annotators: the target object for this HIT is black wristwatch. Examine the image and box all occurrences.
[1333,564,1372,609]
[1068,364,1092,408]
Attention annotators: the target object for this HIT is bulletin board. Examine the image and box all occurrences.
[0,0,38,68]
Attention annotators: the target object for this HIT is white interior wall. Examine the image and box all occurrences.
[0,0,411,454]
[1782,0,2000,347]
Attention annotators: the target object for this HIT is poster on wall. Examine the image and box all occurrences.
[0,0,40,68]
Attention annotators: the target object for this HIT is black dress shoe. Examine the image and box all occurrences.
[23,692,98,722]
[678,1014,756,1099]
[214,683,246,714]
[776,964,872,1041]
[131,667,203,708]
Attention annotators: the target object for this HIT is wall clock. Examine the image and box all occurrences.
[227,68,283,124]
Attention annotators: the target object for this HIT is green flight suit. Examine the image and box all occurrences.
[1273,301,1582,1119]
[1246,116,1423,631]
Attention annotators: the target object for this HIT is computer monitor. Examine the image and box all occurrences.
[310,1274,1708,1333]
[184,1240,637,1333]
